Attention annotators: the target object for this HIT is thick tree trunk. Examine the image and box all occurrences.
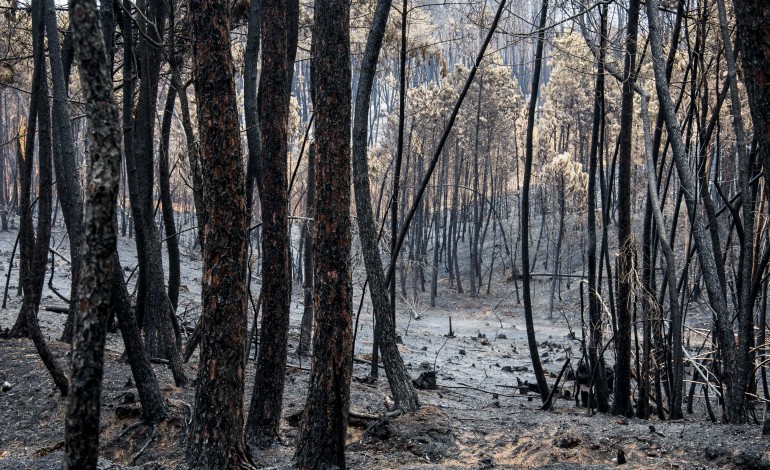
[246,0,292,446]
[186,0,255,467]
[64,0,124,463]
[350,0,420,411]
[295,0,353,465]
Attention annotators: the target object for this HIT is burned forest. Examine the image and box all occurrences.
[1,0,770,468]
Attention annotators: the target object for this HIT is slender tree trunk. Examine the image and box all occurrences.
[646,0,738,420]
[586,3,610,412]
[159,74,180,311]
[186,0,255,466]
[45,0,84,344]
[350,0,419,411]
[730,0,769,423]
[64,0,124,463]
[613,0,640,418]
[244,0,261,213]
[246,0,292,445]
[520,0,550,402]
[298,144,315,355]
[18,0,68,395]
[159,1,181,311]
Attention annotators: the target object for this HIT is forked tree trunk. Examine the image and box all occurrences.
[295,0,353,465]
[186,0,255,467]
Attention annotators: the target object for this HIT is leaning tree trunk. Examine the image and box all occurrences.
[246,0,292,446]
[295,0,353,465]
[64,0,124,464]
[350,0,420,411]
[185,0,255,467]
[519,0,551,403]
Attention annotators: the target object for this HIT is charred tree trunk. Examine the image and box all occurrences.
[244,0,261,213]
[126,0,184,374]
[586,3,610,413]
[295,0,353,465]
[520,0,551,402]
[298,144,315,355]
[186,0,255,466]
[64,0,125,463]
[613,0,640,419]
[44,0,84,344]
[159,2,181,311]
[732,0,770,424]
[17,0,68,395]
[246,0,292,446]
[350,0,419,411]
[646,0,738,420]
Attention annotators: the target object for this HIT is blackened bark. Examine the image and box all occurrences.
[110,257,169,422]
[646,0,737,419]
[732,0,770,423]
[298,144,314,355]
[159,55,180,311]
[246,0,292,446]
[244,0,261,212]
[19,0,68,395]
[186,0,254,466]
[390,0,408,325]
[520,0,551,403]
[351,0,420,411]
[45,0,84,344]
[638,94,684,421]
[586,3,609,413]
[174,77,206,246]
[614,0,640,419]
[64,0,124,463]
[127,0,183,371]
[295,0,352,465]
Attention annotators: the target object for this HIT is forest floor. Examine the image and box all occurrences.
[0,225,769,469]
